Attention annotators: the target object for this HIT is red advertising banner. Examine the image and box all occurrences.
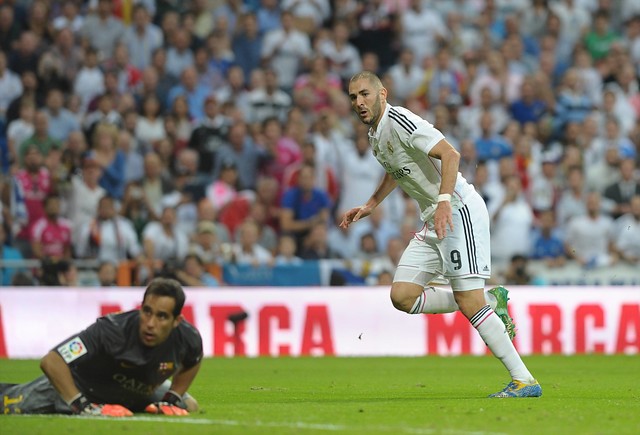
[0,286,638,358]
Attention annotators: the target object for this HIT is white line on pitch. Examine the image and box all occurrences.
[20,415,506,434]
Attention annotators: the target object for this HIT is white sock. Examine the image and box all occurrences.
[470,305,535,383]
[409,287,498,314]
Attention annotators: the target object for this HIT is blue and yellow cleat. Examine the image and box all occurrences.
[489,380,542,398]
[488,286,517,340]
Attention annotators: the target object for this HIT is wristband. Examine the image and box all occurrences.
[162,390,182,405]
[437,193,451,203]
[68,394,89,414]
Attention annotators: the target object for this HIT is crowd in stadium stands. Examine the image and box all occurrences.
[0,0,640,288]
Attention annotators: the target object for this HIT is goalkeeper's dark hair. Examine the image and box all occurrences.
[143,278,186,317]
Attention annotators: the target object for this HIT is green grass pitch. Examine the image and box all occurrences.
[2,355,639,434]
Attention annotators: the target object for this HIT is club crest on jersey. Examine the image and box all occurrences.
[57,337,88,363]
[386,141,394,154]
[158,362,174,373]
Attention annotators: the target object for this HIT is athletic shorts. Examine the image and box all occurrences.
[394,192,491,291]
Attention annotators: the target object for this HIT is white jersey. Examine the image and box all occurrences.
[367,104,477,222]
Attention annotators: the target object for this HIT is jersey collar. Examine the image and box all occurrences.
[367,103,391,141]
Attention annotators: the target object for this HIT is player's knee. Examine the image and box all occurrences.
[389,285,416,313]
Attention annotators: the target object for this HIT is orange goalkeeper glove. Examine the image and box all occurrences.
[69,395,133,417]
[145,390,189,416]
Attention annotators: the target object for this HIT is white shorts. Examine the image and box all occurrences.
[394,192,491,291]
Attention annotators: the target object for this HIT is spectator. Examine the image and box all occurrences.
[460,86,510,140]
[7,30,40,76]
[67,152,106,244]
[12,145,53,256]
[0,5,22,52]
[52,0,84,34]
[491,174,535,271]
[350,207,400,257]
[280,163,331,253]
[5,70,40,126]
[231,220,273,266]
[142,205,189,279]
[96,261,117,287]
[261,10,311,93]
[37,27,82,93]
[318,20,362,84]
[246,69,292,124]
[564,191,616,268]
[140,152,173,219]
[282,138,339,204]
[293,55,342,114]
[165,28,194,78]
[0,223,24,286]
[18,110,61,164]
[91,124,126,200]
[258,116,302,186]
[6,99,34,167]
[206,158,243,212]
[80,0,124,60]
[336,127,384,215]
[122,4,163,71]
[117,130,144,184]
[603,158,640,219]
[256,0,281,34]
[299,223,336,260]
[399,0,447,66]
[73,47,105,113]
[43,88,80,142]
[503,254,532,285]
[509,76,547,125]
[167,67,210,121]
[188,221,224,266]
[31,194,72,261]
[214,65,250,116]
[553,68,594,135]
[386,48,424,105]
[584,9,621,61]
[274,234,303,266]
[472,111,513,163]
[612,194,640,265]
[75,195,142,264]
[40,257,78,287]
[135,94,166,147]
[175,253,220,287]
[186,94,229,174]
[530,209,566,268]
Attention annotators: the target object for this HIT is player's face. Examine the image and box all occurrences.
[139,295,182,347]
[349,79,386,127]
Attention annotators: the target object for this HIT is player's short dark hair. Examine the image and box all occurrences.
[143,278,186,317]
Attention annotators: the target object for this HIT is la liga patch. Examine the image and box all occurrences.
[57,337,88,363]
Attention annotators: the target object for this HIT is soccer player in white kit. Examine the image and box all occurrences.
[342,72,541,398]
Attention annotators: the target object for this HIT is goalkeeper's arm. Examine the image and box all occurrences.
[40,351,132,416]
[40,351,83,405]
[146,361,202,415]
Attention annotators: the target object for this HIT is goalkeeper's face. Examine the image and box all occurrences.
[139,295,183,347]
[349,79,386,128]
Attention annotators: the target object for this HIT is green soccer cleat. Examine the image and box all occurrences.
[488,286,517,340]
[489,380,542,398]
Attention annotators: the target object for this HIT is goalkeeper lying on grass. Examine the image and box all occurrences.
[0,278,202,416]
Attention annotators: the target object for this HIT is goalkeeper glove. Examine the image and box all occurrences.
[69,394,133,417]
[145,390,189,416]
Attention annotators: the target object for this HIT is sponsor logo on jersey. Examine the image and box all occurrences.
[57,337,88,363]
[113,374,155,395]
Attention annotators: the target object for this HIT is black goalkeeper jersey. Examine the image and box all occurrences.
[53,310,203,411]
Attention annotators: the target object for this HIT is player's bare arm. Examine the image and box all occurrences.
[428,139,460,240]
[169,361,202,399]
[340,173,397,228]
[40,351,81,403]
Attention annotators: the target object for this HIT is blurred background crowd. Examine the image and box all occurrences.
[0,0,639,288]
